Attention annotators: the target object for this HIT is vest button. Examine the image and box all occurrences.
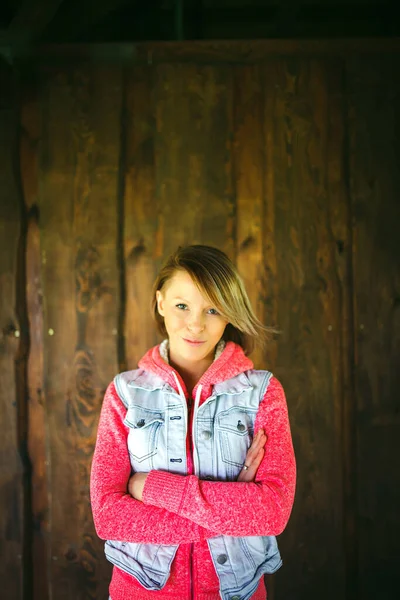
[204,475,213,480]
[137,419,145,427]
[237,421,246,432]
[202,430,212,440]
[217,554,228,565]
[231,596,241,600]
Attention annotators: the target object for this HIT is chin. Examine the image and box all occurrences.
[181,343,210,359]
[185,345,208,357]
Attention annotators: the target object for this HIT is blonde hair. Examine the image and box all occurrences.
[151,245,276,355]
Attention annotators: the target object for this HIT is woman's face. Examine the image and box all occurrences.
[156,270,228,367]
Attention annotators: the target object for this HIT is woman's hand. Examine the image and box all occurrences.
[128,429,267,498]
[237,429,267,482]
[128,472,148,501]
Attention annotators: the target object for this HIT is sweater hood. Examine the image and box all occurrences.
[138,341,254,403]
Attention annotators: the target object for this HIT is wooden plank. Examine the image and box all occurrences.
[261,58,346,599]
[9,38,400,65]
[233,65,266,369]
[325,63,358,600]
[39,64,121,599]
[20,73,50,600]
[124,65,160,370]
[0,59,24,600]
[153,63,234,260]
[347,56,400,600]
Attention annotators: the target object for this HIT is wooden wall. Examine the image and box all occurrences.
[0,40,399,600]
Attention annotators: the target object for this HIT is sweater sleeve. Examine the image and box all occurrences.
[142,376,296,537]
[90,382,218,544]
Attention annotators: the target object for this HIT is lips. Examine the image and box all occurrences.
[183,338,205,345]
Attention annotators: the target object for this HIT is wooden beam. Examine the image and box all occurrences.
[7,38,400,65]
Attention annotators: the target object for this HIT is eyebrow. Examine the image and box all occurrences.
[173,297,213,307]
[173,297,195,303]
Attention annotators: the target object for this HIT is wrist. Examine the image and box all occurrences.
[129,472,148,501]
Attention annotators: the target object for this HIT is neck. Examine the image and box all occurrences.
[159,338,226,396]
[169,353,213,396]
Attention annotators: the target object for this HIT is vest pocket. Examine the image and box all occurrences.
[124,406,165,463]
[216,407,256,468]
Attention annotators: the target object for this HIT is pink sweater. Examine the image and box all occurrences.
[90,342,296,600]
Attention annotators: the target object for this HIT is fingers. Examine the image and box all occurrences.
[245,429,267,464]
[237,429,268,482]
[237,448,264,482]
[253,429,267,448]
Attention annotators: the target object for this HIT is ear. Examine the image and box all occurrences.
[156,290,165,317]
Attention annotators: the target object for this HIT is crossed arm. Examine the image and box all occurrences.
[90,379,296,544]
[128,428,267,499]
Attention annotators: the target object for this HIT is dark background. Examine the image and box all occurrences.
[0,0,400,44]
[0,2,399,600]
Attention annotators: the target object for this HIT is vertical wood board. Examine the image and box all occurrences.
[0,60,24,600]
[39,65,121,599]
[262,58,346,600]
[154,64,235,261]
[21,75,50,600]
[347,56,400,600]
[233,65,266,369]
[124,66,160,370]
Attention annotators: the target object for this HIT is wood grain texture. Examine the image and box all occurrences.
[0,60,24,600]
[261,58,346,600]
[39,65,121,599]
[8,45,400,600]
[325,63,358,600]
[233,65,266,369]
[154,63,235,262]
[124,65,160,370]
[347,56,400,600]
[21,74,50,600]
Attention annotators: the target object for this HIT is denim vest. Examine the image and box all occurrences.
[104,369,282,600]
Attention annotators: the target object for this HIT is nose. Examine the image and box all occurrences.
[187,312,205,333]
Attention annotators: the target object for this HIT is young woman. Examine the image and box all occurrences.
[90,245,296,600]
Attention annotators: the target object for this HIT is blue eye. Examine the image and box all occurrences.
[208,308,220,315]
[176,303,187,310]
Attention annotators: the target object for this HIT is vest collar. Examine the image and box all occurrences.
[127,368,253,397]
